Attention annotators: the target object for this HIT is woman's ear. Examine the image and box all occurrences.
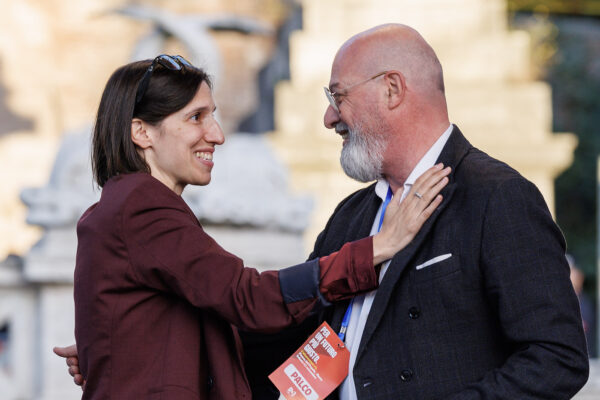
[385,71,406,109]
[131,119,152,149]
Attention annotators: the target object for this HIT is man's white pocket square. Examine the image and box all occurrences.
[415,253,452,270]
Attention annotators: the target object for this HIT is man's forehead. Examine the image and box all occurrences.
[328,40,369,89]
[328,53,355,89]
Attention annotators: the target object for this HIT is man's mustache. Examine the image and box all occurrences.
[335,122,349,134]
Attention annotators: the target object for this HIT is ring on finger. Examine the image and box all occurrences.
[414,191,423,199]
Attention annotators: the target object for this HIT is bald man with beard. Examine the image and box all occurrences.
[307,23,587,399]
[57,24,589,400]
[311,24,589,400]
[242,24,588,400]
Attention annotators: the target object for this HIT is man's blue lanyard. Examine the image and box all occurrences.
[338,186,393,342]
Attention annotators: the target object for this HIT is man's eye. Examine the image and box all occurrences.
[191,113,200,121]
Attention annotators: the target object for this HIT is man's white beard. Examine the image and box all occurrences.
[339,121,387,182]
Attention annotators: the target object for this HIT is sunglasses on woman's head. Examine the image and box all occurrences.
[135,54,194,105]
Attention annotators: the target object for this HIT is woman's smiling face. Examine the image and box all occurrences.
[137,82,225,195]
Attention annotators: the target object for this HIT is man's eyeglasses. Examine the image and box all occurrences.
[323,71,389,113]
[135,54,194,105]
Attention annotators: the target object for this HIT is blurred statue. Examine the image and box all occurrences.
[112,5,273,86]
[20,128,97,230]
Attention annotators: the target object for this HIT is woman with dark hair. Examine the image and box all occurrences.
[56,55,449,399]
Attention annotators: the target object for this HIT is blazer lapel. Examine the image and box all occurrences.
[330,187,382,332]
[354,125,471,363]
[347,187,381,242]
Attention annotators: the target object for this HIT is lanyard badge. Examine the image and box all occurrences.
[269,322,350,400]
[271,187,393,399]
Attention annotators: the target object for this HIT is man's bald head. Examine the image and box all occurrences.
[334,24,445,96]
[324,24,451,189]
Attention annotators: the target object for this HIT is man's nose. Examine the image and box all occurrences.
[323,104,340,129]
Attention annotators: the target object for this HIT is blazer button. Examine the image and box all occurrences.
[408,306,420,319]
[400,369,414,382]
[362,377,373,388]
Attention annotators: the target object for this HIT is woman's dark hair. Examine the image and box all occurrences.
[91,58,211,187]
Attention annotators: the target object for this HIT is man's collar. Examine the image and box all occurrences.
[374,179,389,201]
[374,123,453,201]
[404,124,453,186]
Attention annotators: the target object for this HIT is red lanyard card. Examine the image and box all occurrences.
[269,321,350,400]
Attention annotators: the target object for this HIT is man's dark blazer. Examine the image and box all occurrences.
[304,126,588,399]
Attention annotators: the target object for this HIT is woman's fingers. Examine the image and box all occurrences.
[405,165,450,212]
[417,194,444,224]
[382,164,450,226]
[414,163,449,188]
[373,164,452,262]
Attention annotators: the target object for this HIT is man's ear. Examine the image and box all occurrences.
[385,71,406,109]
[131,119,152,149]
